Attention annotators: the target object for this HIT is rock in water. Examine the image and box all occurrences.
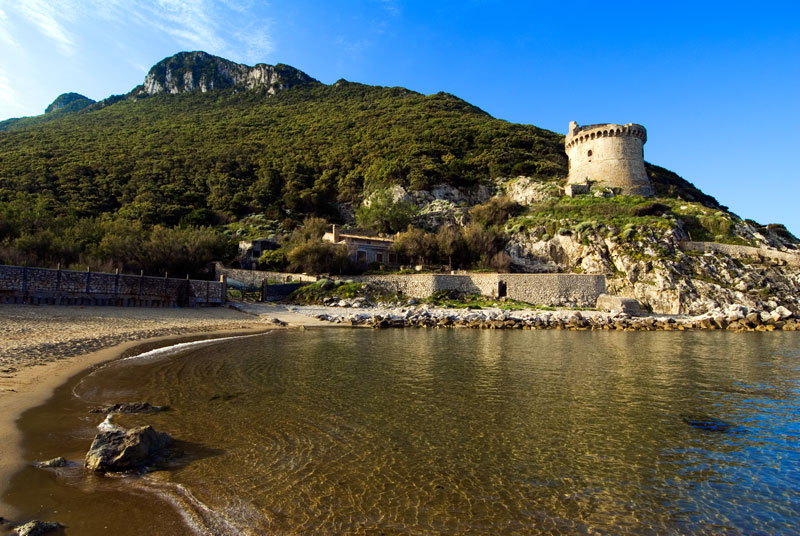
[682,415,735,433]
[85,425,171,472]
[14,520,63,535]
[33,457,69,468]
[88,402,169,414]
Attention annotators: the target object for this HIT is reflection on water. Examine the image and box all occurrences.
[7,330,800,535]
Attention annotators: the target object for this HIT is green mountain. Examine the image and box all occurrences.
[0,51,718,220]
[45,92,96,114]
[0,51,739,277]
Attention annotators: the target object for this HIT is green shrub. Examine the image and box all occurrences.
[355,189,417,233]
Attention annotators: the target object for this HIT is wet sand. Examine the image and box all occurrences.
[0,303,334,521]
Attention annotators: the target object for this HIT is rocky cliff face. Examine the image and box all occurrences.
[396,175,800,316]
[506,219,800,316]
[141,51,320,95]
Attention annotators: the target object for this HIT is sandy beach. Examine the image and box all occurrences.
[0,302,336,521]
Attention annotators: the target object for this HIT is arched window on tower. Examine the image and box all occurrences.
[587,150,592,158]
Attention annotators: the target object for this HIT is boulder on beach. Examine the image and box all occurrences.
[14,520,64,536]
[89,402,169,414]
[596,294,644,316]
[85,425,172,473]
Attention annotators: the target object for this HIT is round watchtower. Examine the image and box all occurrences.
[565,121,653,196]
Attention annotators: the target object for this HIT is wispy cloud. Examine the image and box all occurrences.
[10,0,76,54]
[0,68,22,110]
[0,0,273,62]
[127,0,273,62]
[375,0,401,17]
[0,7,20,48]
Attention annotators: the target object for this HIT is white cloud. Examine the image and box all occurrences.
[9,0,76,54]
[0,0,274,62]
[376,0,401,17]
[0,68,22,110]
[125,0,273,62]
[0,7,20,48]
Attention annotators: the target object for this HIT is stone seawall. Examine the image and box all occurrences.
[213,264,606,306]
[679,241,800,267]
[0,265,226,306]
[214,263,317,288]
[345,273,606,307]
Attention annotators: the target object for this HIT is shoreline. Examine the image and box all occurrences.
[0,303,337,521]
[0,329,275,520]
[1,300,796,525]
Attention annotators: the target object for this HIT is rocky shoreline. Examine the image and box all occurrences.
[309,303,798,332]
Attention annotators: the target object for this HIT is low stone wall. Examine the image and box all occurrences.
[679,241,800,267]
[0,264,226,306]
[212,263,605,306]
[263,282,309,301]
[345,273,606,307]
[214,263,317,288]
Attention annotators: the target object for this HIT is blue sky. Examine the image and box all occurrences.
[1,0,798,233]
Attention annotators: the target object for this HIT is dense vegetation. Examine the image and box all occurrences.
[0,81,565,221]
[0,55,732,274]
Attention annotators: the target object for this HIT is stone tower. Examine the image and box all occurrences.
[565,121,653,196]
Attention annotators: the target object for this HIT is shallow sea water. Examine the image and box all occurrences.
[5,329,800,535]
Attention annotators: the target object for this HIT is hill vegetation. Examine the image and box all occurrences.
[0,52,733,276]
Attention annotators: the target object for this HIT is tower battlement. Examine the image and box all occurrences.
[565,121,653,196]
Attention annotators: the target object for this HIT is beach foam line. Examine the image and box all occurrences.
[71,332,270,400]
[120,333,265,362]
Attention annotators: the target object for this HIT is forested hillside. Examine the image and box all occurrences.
[0,52,722,276]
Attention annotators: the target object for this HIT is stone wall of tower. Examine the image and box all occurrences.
[565,122,653,196]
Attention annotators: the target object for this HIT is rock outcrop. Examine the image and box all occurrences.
[14,520,63,536]
[596,294,644,315]
[85,425,172,473]
[506,217,800,315]
[141,51,319,96]
[44,93,95,114]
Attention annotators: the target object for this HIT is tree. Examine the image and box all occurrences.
[287,241,351,274]
[355,189,417,234]
[469,196,521,228]
[436,225,467,269]
[393,226,437,265]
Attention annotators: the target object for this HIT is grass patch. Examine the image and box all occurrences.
[421,290,533,310]
[510,196,757,247]
[287,279,400,305]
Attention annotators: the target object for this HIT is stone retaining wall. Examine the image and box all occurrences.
[0,264,226,306]
[214,263,317,288]
[345,273,606,307]
[679,241,800,267]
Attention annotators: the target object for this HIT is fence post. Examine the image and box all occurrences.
[164,272,169,299]
[56,263,62,292]
[139,269,144,297]
[86,266,91,295]
[114,268,120,296]
[22,264,28,294]
[220,274,227,303]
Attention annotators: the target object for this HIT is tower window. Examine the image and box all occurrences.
[587,150,592,157]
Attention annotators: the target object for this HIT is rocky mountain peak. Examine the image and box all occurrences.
[45,92,95,114]
[141,51,320,95]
